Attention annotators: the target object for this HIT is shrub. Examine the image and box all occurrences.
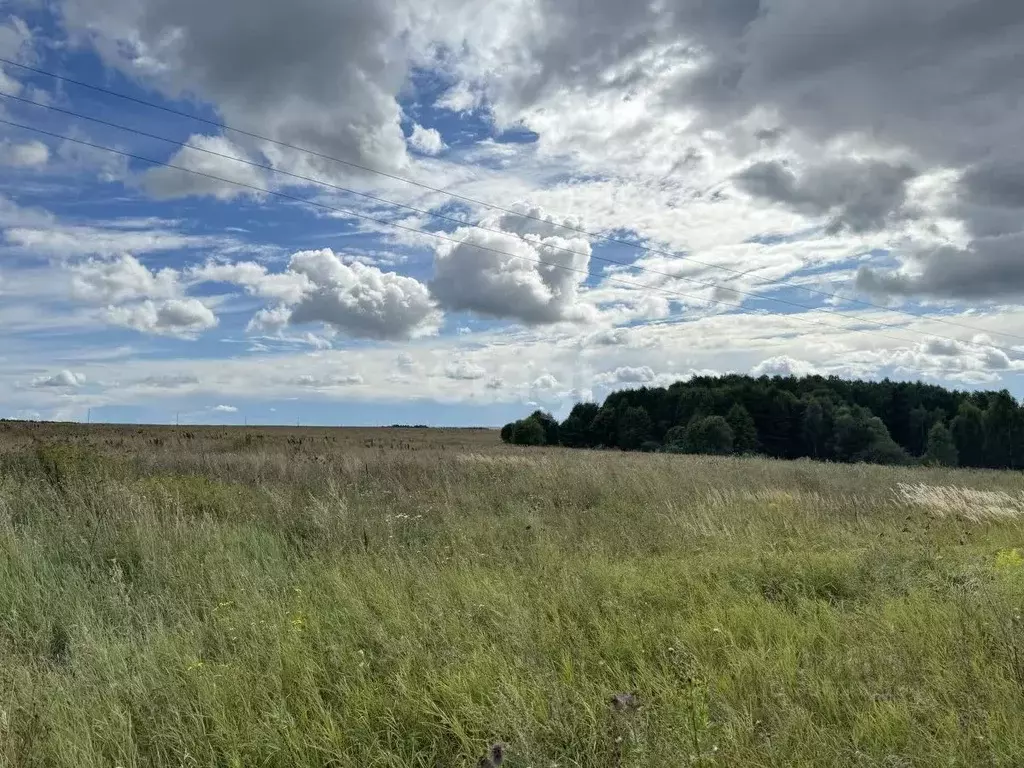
[664,425,687,447]
[833,406,895,463]
[529,410,560,446]
[856,439,912,466]
[511,418,545,446]
[683,415,734,455]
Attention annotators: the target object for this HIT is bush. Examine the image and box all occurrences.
[856,439,912,466]
[511,418,545,446]
[833,406,893,463]
[683,416,734,455]
[529,410,560,446]
[500,423,515,443]
[664,425,687,447]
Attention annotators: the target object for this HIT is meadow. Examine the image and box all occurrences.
[1,421,1024,767]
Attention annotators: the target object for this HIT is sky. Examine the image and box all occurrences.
[1,0,1024,426]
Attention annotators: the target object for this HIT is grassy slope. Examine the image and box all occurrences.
[1,424,1024,766]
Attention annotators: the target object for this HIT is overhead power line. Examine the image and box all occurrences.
[1,55,1021,346]
[2,115,1020,363]
[6,90,1014,352]
[2,91,1024,360]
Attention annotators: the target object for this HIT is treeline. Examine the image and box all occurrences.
[500,374,1024,468]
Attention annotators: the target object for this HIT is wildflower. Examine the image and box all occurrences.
[996,548,1024,570]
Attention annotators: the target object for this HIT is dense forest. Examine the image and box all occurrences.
[501,374,1024,469]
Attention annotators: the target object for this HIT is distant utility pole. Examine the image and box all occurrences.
[87,408,91,425]
[176,412,180,426]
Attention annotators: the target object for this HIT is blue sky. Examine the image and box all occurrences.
[2,0,1024,425]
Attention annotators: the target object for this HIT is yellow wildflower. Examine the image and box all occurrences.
[996,548,1024,570]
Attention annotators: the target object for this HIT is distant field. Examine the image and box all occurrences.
[2,422,1024,766]
[0,420,500,455]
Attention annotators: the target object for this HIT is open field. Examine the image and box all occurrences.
[2,422,1024,766]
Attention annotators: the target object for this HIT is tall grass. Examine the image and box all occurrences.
[1,427,1024,766]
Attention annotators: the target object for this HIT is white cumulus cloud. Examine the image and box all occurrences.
[104,298,218,338]
[141,135,268,200]
[751,356,820,378]
[204,249,441,341]
[594,366,657,387]
[59,0,412,173]
[444,360,486,380]
[435,81,480,113]
[0,140,49,168]
[408,124,446,155]
[31,370,86,388]
[71,254,180,304]
[0,17,30,96]
[430,205,594,325]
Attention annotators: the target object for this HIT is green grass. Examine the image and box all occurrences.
[2,425,1024,766]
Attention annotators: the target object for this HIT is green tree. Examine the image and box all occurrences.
[923,421,958,467]
[559,402,600,447]
[683,415,734,455]
[500,423,515,443]
[501,373,1022,468]
[589,406,619,448]
[671,387,714,428]
[726,404,758,454]
[982,391,1016,469]
[801,399,829,458]
[511,418,545,446]
[907,406,932,457]
[664,425,687,447]
[833,406,903,463]
[529,410,560,447]
[952,402,986,467]
[617,406,653,451]
[756,389,800,458]
[857,439,912,466]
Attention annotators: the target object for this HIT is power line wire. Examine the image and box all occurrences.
[0,115,1017,359]
[1,92,1019,358]
[2,55,1020,345]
